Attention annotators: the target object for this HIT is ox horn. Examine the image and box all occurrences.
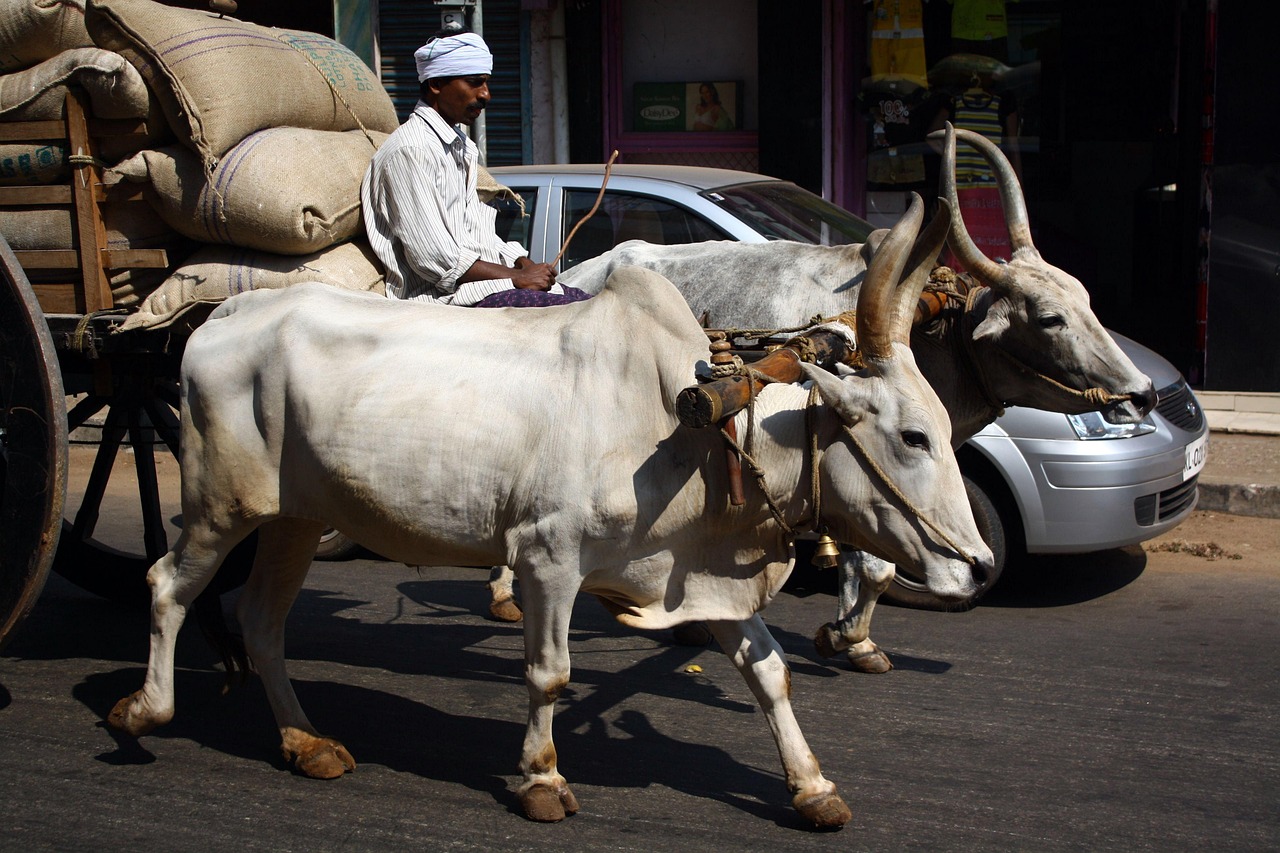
[890,197,953,344]
[857,192,923,360]
[929,121,1036,288]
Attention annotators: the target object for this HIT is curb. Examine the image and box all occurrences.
[1196,481,1280,520]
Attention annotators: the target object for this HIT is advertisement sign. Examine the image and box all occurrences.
[634,81,738,132]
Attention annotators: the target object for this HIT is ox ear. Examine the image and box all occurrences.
[971,296,1013,343]
[800,362,868,426]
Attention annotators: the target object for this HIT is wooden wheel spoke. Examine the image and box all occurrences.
[71,404,128,542]
[142,394,181,459]
[66,394,109,433]
[127,414,166,562]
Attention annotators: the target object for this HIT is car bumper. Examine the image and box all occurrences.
[966,421,1207,553]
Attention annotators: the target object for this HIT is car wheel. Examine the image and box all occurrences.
[880,474,1007,611]
[314,528,364,561]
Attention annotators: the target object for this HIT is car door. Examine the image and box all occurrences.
[553,186,728,271]
[490,175,731,271]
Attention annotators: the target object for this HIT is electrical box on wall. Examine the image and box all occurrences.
[432,0,476,32]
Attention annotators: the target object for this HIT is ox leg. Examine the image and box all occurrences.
[812,550,895,674]
[515,581,579,822]
[108,527,242,736]
[709,616,851,828]
[488,565,523,622]
[235,518,356,780]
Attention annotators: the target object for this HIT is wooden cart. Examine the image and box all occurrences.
[0,89,250,650]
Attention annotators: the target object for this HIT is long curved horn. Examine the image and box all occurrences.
[928,122,1010,289]
[890,198,952,344]
[858,192,922,359]
[952,125,1035,252]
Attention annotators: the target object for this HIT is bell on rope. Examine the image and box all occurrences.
[811,533,841,569]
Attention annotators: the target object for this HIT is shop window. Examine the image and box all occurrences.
[603,0,759,166]
[860,0,1053,239]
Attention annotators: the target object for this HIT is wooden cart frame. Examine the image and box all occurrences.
[0,89,249,650]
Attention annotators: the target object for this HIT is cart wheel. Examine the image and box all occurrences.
[0,236,66,651]
[53,377,254,604]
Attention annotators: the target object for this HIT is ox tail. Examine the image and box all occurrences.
[191,590,252,693]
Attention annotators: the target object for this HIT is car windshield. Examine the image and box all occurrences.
[705,182,874,245]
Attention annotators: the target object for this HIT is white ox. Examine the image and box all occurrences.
[552,123,1156,672]
[106,202,993,828]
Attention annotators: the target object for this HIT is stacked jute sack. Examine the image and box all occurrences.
[0,0,399,327]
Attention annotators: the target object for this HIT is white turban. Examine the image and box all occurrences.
[414,33,493,82]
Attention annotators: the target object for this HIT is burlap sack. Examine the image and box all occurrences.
[120,239,386,331]
[110,127,385,255]
[0,0,93,73]
[0,140,65,184]
[0,198,181,250]
[108,264,168,307]
[0,47,151,120]
[85,0,398,172]
[0,46,168,182]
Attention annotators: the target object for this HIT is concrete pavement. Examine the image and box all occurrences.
[1199,392,1280,519]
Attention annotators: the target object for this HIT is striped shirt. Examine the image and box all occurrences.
[360,102,526,304]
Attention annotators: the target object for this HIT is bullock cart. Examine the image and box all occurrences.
[0,90,251,650]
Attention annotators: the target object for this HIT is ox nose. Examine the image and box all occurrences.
[969,558,992,592]
[1128,381,1157,417]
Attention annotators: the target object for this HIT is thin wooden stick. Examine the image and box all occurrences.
[551,149,620,268]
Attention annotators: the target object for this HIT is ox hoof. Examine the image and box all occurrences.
[489,598,524,623]
[812,623,846,658]
[106,692,162,737]
[794,790,852,829]
[291,738,356,779]
[671,621,713,646]
[520,782,579,822]
[847,644,893,674]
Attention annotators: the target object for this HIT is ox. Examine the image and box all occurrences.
[548,122,1156,672]
[106,200,993,827]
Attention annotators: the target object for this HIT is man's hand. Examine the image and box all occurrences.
[510,256,556,291]
[461,257,557,291]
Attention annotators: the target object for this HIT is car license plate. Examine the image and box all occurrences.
[1184,433,1209,481]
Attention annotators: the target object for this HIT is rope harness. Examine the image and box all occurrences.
[714,343,980,567]
[704,266,1139,568]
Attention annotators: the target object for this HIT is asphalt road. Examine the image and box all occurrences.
[2,494,1278,852]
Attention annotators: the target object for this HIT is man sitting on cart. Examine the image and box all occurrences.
[361,30,590,308]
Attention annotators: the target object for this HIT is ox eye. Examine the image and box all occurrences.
[1038,314,1065,329]
[902,430,929,450]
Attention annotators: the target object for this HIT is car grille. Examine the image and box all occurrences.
[1134,476,1199,526]
[1155,380,1205,431]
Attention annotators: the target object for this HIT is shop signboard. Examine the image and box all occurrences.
[634,81,738,131]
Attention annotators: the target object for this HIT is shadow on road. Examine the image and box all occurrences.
[32,572,819,825]
[981,545,1147,608]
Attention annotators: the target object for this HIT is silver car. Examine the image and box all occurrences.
[481,164,1208,606]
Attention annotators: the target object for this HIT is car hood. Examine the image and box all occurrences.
[979,330,1190,440]
[1109,330,1182,390]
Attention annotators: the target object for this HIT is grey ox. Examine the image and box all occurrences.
[551,122,1156,672]
[107,201,993,828]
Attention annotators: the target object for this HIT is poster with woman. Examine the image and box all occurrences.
[687,81,736,131]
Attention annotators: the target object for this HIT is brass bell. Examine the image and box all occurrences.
[811,534,841,569]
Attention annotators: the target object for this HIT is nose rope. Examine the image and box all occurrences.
[960,287,1133,409]
[841,425,980,567]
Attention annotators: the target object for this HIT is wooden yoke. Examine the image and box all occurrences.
[676,323,857,430]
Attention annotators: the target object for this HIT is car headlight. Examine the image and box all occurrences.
[1066,411,1157,440]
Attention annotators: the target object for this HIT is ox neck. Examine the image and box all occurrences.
[726,385,822,538]
[911,286,1007,439]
